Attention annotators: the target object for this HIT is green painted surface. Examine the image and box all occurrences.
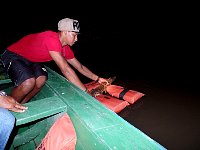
[46,67,167,150]
[0,66,167,150]
[12,96,67,126]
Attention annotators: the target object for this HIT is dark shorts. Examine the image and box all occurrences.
[1,50,48,86]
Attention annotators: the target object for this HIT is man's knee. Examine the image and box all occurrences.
[20,78,36,92]
[36,76,47,89]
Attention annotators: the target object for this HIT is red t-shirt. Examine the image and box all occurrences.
[7,30,74,62]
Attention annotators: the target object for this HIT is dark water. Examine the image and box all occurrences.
[116,79,200,150]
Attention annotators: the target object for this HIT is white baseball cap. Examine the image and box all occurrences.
[58,18,80,33]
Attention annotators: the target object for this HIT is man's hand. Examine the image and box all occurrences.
[0,96,28,113]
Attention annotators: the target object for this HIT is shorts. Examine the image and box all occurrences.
[1,50,48,86]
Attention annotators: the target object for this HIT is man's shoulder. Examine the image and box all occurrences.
[37,31,58,41]
[40,30,57,36]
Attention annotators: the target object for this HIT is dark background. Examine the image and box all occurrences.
[0,2,198,86]
[0,2,199,150]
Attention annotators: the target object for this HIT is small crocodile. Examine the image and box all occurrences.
[90,76,116,97]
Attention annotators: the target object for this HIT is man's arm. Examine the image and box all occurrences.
[67,58,99,81]
[49,51,87,91]
[67,58,109,84]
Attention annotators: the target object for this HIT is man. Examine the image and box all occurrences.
[1,18,108,104]
[0,91,27,149]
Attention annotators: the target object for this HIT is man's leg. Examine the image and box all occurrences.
[21,75,47,104]
[1,50,48,103]
[11,77,36,103]
[0,108,15,150]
